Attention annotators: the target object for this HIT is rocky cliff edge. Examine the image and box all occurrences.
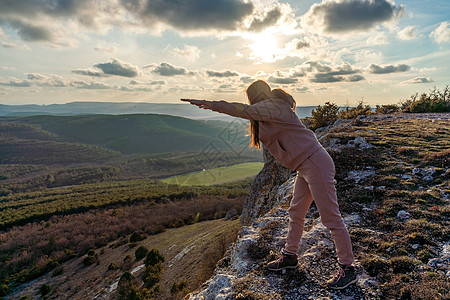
[188,113,449,300]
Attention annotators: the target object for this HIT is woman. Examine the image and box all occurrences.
[181,80,356,290]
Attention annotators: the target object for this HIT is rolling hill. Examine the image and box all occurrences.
[2,114,250,157]
[0,102,316,120]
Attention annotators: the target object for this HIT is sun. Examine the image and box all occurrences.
[248,31,280,63]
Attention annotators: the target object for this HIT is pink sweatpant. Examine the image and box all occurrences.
[285,147,355,265]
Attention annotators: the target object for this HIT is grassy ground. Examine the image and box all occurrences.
[6,218,240,300]
[327,115,449,299]
[161,162,264,186]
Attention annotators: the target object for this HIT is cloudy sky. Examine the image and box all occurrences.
[0,0,449,106]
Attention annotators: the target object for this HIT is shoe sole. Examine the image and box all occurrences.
[267,265,298,271]
[327,278,358,290]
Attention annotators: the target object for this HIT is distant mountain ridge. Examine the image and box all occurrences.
[1,114,252,159]
[0,102,316,119]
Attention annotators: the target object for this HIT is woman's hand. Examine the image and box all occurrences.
[180,99,211,110]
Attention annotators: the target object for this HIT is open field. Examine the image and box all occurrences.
[161,162,264,186]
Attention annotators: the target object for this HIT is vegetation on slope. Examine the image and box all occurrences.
[8,114,248,154]
[326,116,449,299]
[0,178,251,292]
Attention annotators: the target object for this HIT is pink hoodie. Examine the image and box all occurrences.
[204,98,323,171]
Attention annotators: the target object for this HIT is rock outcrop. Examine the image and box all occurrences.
[240,146,293,226]
[187,113,450,300]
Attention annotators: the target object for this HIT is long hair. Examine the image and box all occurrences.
[272,88,296,112]
[246,80,272,149]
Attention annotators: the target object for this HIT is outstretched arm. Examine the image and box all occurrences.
[181,98,283,121]
[180,99,211,110]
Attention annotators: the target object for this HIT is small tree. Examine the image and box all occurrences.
[145,249,165,267]
[40,284,51,296]
[338,99,372,119]
[130,232,145,243]
[135,246,148,260]
[310,102,339,130]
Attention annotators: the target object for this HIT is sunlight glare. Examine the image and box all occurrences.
[249,31,280,63]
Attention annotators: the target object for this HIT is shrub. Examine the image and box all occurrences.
[400,85,450,113]
[108,263,119,270]
[145,249,165,267]
[130,232,146,243]
[82,250,99,266]
[362,257,389,277]
[390,256,416,274]
[338,100,372,119]
[40,284,51,296]
[135,246,149,260]
[82,256,97,266]
[117,271,136,298]
[375,104,399,114]
[142,264,162,288]
[0,283,10,297]
[310,102,339,130]
[171,279,188,294]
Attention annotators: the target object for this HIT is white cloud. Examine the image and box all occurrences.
[72,69,108,77]
[205,69,240,78]
[401,77,434,84]
[147,62,196,77]
[94,58,141,78]
[0,66,16,71]
[430,21,450,44]
[397,25,417,40]
[0,77,32,87]
[1,41,31,51]
[301,61,365,83]
[71,80,111,89]
[367,63,410,74]
[94,45,116,53]
[366,31,389,45]
[171,45,201,61]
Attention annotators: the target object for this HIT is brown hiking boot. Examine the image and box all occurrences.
[327,263,357,290]
[267,252,298,271]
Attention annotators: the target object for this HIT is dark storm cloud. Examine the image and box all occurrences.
[205,70,239,78]
[94,59,140,78]
[149,63,195,77]
[368,63,410,74]
[0,0,106,43]
[6,19,56,42]
[304,0,404,34]
[248,6,282,32]
[120,0,254,31]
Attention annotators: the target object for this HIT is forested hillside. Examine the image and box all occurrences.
[3,114,248,155]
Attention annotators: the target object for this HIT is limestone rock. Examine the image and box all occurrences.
[240,146,293,226]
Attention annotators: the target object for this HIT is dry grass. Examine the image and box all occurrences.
[326,116,449,299]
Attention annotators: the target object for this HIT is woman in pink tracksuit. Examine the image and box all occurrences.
[181,80,356,289]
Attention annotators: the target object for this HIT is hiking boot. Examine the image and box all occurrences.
[267,252,298,271]
[327,263,357,290]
